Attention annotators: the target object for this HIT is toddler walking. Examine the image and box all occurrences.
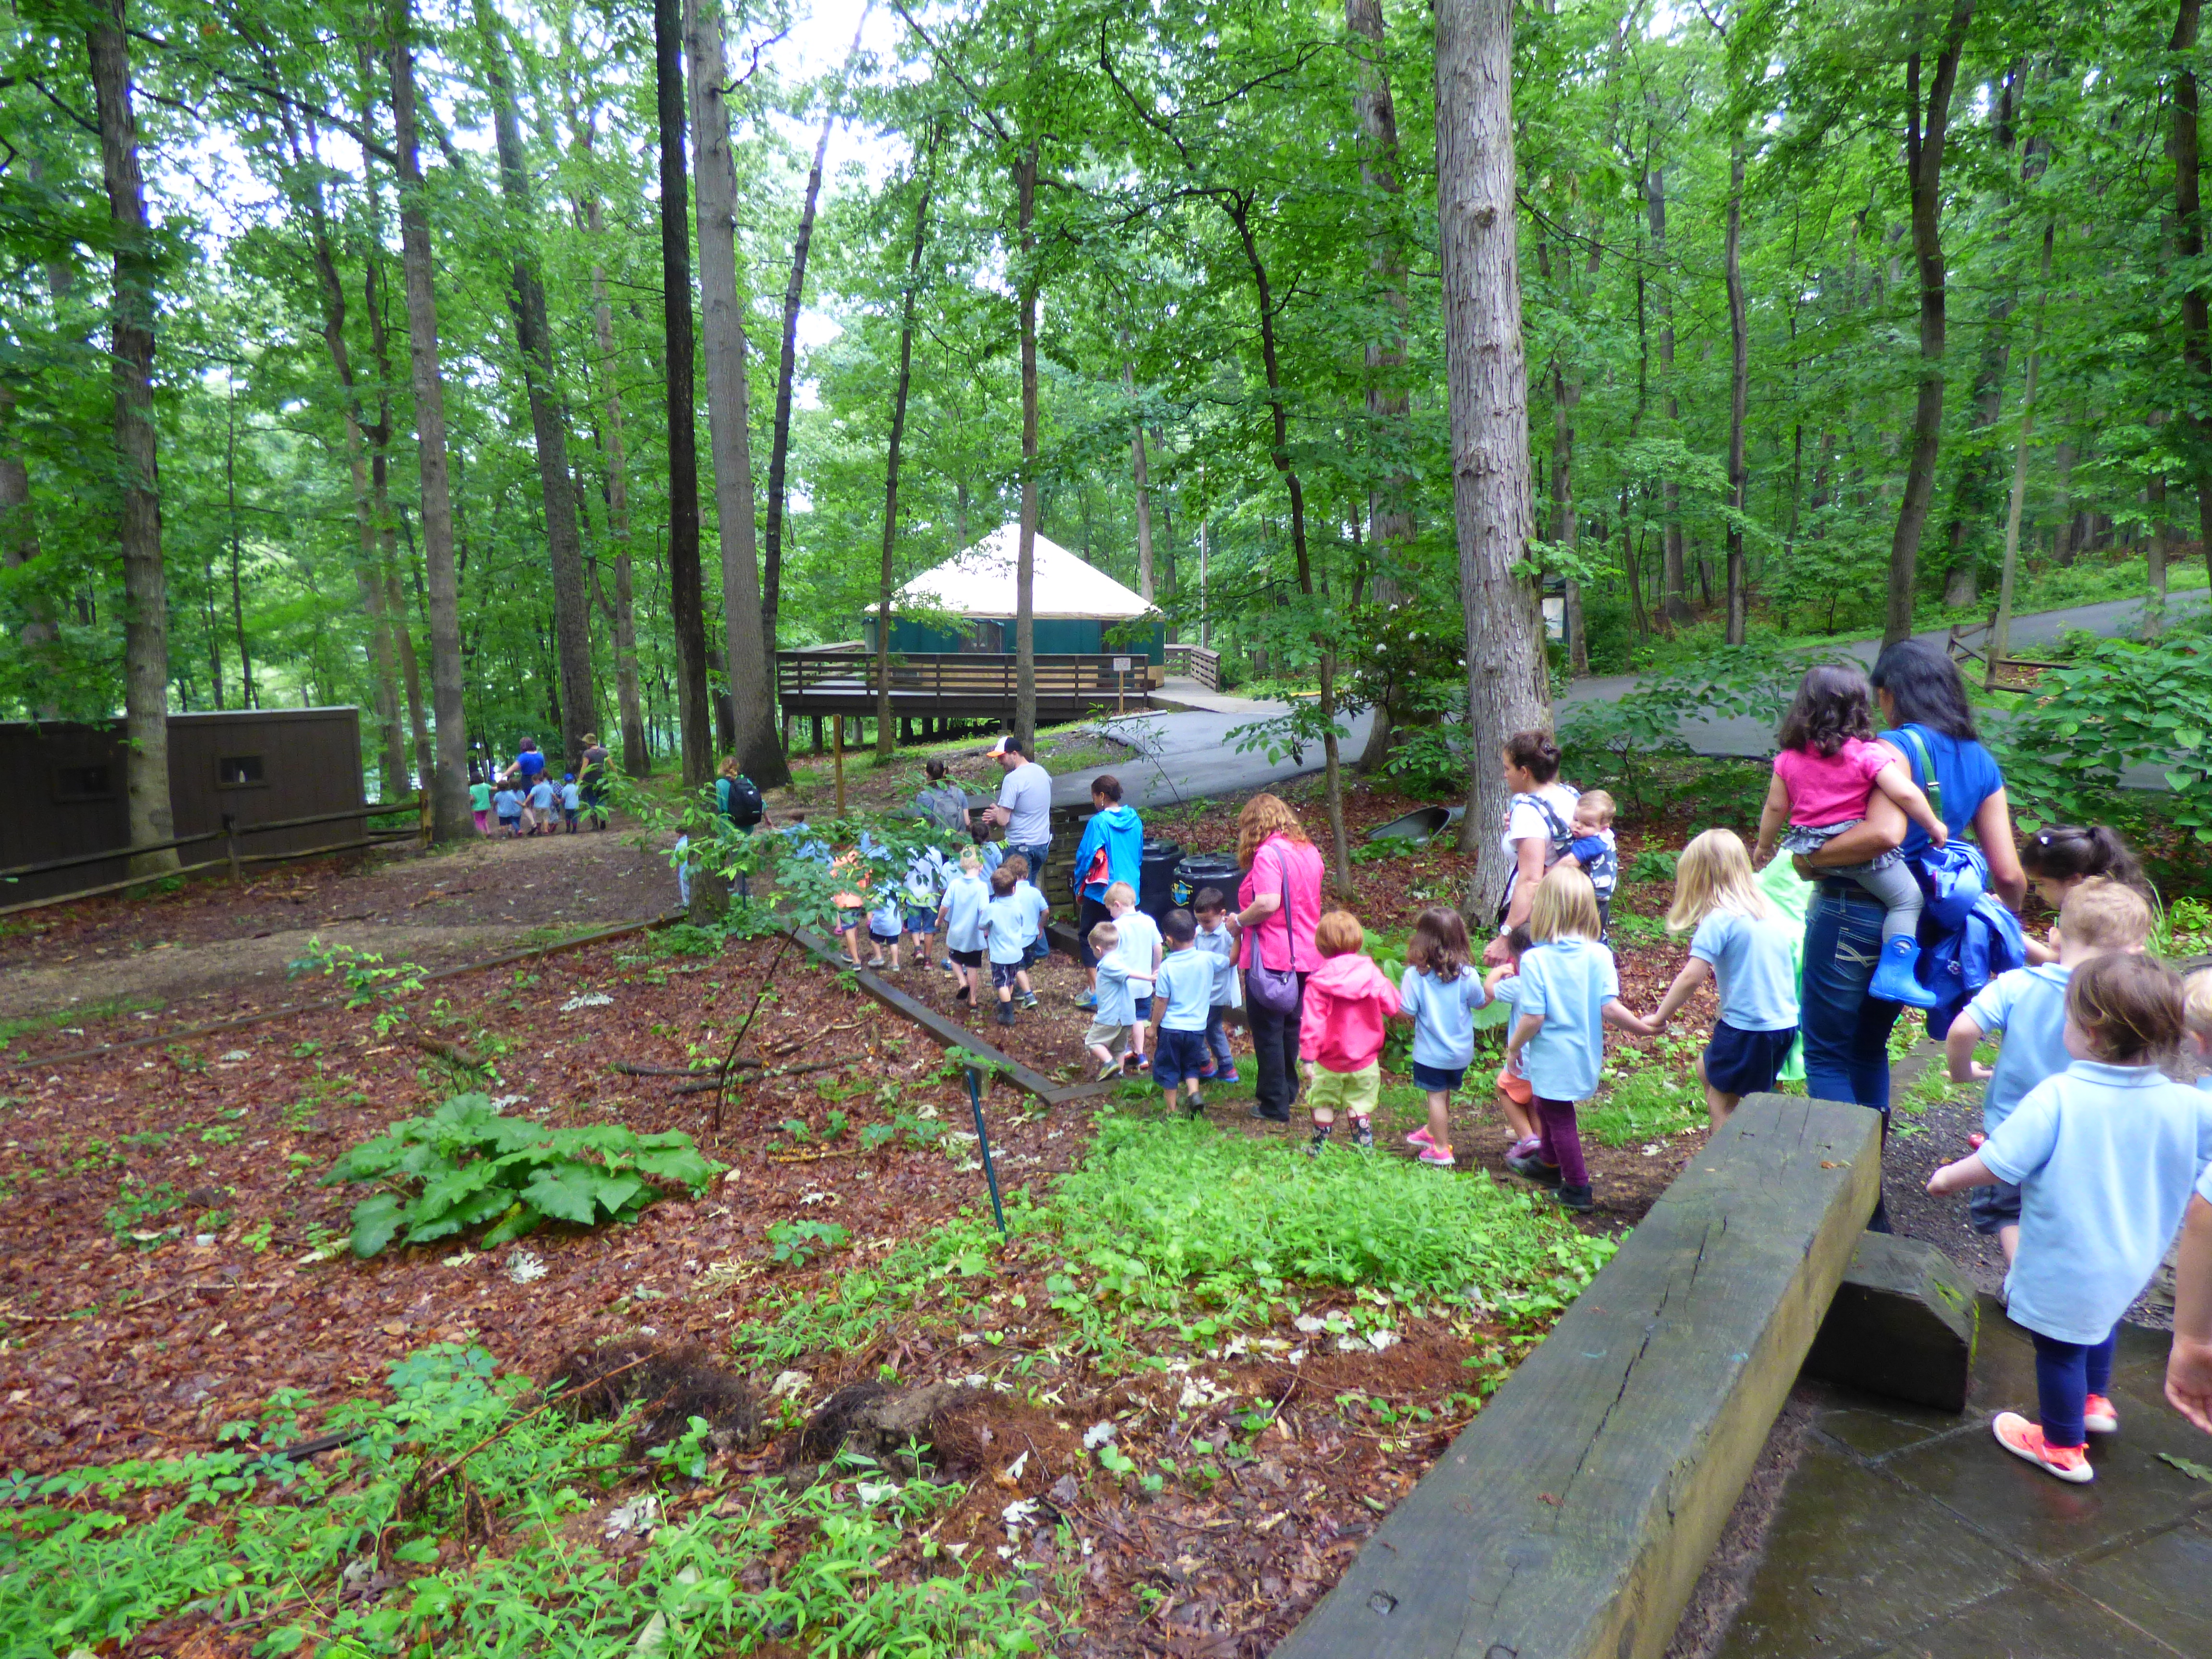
[1084,921,1133,1079]
[1643,829,1800,1126]
[1398,906,1488,1169]
[1150,910,1217,1118]
[1191,888,1241,1083]
[1927,954,2212,1482]
[1755,664,1948,1008]
[937,848,988,1006]
[1943,877,2151,1264]
[980,866,1034,1026]
[1298,910,1402,1155]
[1103,883,1161,1070]
[1502,865,1647,1213]
[1484,926,1541,1161]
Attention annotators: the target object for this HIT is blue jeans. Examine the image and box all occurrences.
[1801,889,1906,1113]
[1203,1007,1233,1070]
[2033,1326,2118,1449]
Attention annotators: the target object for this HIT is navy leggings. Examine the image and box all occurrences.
[2033,1326,2118,1449]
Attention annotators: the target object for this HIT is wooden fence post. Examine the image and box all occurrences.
[223,812,241,884]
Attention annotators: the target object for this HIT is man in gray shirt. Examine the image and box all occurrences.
[984,735,1053,882]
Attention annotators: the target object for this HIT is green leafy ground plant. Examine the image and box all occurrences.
[0,1345,1050,1658]
[321,1093,723,1257]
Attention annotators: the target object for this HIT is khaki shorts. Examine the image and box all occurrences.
[1084,1021,1130,1057]
[1306,1061,1381,1117]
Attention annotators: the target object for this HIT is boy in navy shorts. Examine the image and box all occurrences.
[1149,909,1216,1118]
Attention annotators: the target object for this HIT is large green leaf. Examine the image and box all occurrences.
[479,1202,541,1248]
[591,1174,646,1216]
[522,1165,603,1226]
[349,1192,409,1258]
[630,1145,723,1190]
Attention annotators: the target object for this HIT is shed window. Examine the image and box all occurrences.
[53,764,115,802]
[217,754,266,788]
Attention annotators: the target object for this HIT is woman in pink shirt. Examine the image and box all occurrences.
[1755,663,1948,1006]
[1234,793,1326,1123]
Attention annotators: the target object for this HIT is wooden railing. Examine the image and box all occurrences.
[1165,642,1221,692]
[1945,615,2064,691]
[774,651,1142,709]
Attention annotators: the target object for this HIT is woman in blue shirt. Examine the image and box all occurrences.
[1798,640,2027,1223]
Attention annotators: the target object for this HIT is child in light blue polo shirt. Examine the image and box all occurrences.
[1149,910,1217,1118]
[1928,954,2212,1485]
[1190,888,1241,1083]
[1398,906,1488,1169]
[1942,878,2152,1262]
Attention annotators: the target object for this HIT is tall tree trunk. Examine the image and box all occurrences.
[2050,435,2079,565]
[763,18,861,660]
[876,173,931,759]
[1015,142,1040,753]
[1225,199,1352,894]
[652,0,711,785]
[0,389,49,665]
[2176,0,2212,591]
[1646,159,1690,626]
[688,0,789,785]
[1993,219,2055,670]
[87,0,175,874]
[577,182,649,774]
[288,111,409,794]
[1550,358,1587,673]
[1346,0,1416,622]
[1724,138,1749,646]
[477,0,594,769]
[388,2,468,834]
[1439,0,1549,911]
[2147,410,2170,611]
[1123,361,1157,601]
[1884,0,1976,647]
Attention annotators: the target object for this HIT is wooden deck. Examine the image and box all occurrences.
[774,650,1153,721]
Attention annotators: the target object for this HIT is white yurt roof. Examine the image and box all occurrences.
[871,526,1155,622]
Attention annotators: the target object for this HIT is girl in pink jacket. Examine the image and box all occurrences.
[1300,909,1403,1154]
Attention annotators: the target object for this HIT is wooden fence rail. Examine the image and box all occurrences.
[1164,642,1221,692]
[0,797,422,884]
[774,651,1148,719]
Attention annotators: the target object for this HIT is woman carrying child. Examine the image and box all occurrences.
[1756,663,1951,1008]
[1790,640,2027,1129]
[1928,954,2212,1483]
[1483,730,1583,966]
[1398,906,1488,1169]
[1502,865,1648,1213]
[1644,829,1800,1127]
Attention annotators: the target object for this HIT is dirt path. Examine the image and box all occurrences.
[0,819,684,1031]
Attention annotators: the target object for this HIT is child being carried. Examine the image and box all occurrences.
[1756,664,1948,1008]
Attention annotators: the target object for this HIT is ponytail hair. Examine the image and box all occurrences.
[2019,824,2147,894]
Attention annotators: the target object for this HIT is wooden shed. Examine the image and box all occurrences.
[0,708,367,902]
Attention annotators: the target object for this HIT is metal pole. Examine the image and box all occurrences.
[966,1066,1006,1234]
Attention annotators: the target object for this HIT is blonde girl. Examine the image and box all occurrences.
[1502,865,1648,1213]
[1399,906,1488,1169]
[1645,829,1801,1126]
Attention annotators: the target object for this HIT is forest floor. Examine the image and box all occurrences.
[0,763,2059,1656]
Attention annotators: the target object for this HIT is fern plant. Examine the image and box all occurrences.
[320,1093,724,1257]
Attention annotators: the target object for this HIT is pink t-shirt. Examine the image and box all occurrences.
[1237,834,1325,973]
[1774,738,1900,829]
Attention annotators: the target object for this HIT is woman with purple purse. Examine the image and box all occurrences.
[1234,793,1326,1123]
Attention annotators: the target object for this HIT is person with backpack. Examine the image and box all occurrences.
[1483,730,1583,966]
[912,757,970,836]
[715,756,767,898]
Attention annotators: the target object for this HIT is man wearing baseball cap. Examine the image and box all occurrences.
[984,734,1053,886]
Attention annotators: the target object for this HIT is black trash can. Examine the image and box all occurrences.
[1138,838,1185,920]
[1171,853,1240,913]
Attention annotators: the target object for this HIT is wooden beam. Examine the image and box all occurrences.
[1274,1094,1882,1659]
[1804,1231,1978,1411]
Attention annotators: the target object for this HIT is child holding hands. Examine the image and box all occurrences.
[1484,926,1541,1161]
[1502,865,1649,1213]
[1398,906,1489,1169]
[1299,910,1402,1155]
[1927,954,2212,1483]
[1643,829,1800,1126]
[1756,664,1948,1008]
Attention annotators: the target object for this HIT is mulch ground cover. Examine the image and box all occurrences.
[0,917,1586,1657]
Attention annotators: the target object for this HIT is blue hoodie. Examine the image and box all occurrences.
[1071,803,1144,903]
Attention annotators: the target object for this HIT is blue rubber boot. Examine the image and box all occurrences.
[1868,934,1939,1009]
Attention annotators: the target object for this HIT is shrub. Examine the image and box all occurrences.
[321,1093,724,1257]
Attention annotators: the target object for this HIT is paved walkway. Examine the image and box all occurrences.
[1077,593,2203,814]
[1715,1304,2212,1659]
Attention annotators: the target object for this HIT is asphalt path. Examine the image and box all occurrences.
[1070,590,2204,815]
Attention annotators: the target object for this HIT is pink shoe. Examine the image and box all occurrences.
[1992,1412,2093,1483]
[2083,1394,2119,1434]
[1405,1126,1435,1148]
[1508,1135,1543,1160]
[1417,1145,1455,1168]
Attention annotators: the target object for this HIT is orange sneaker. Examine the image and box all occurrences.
[2083,1394,2119,1434]
[1992,1412,2092,1483]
